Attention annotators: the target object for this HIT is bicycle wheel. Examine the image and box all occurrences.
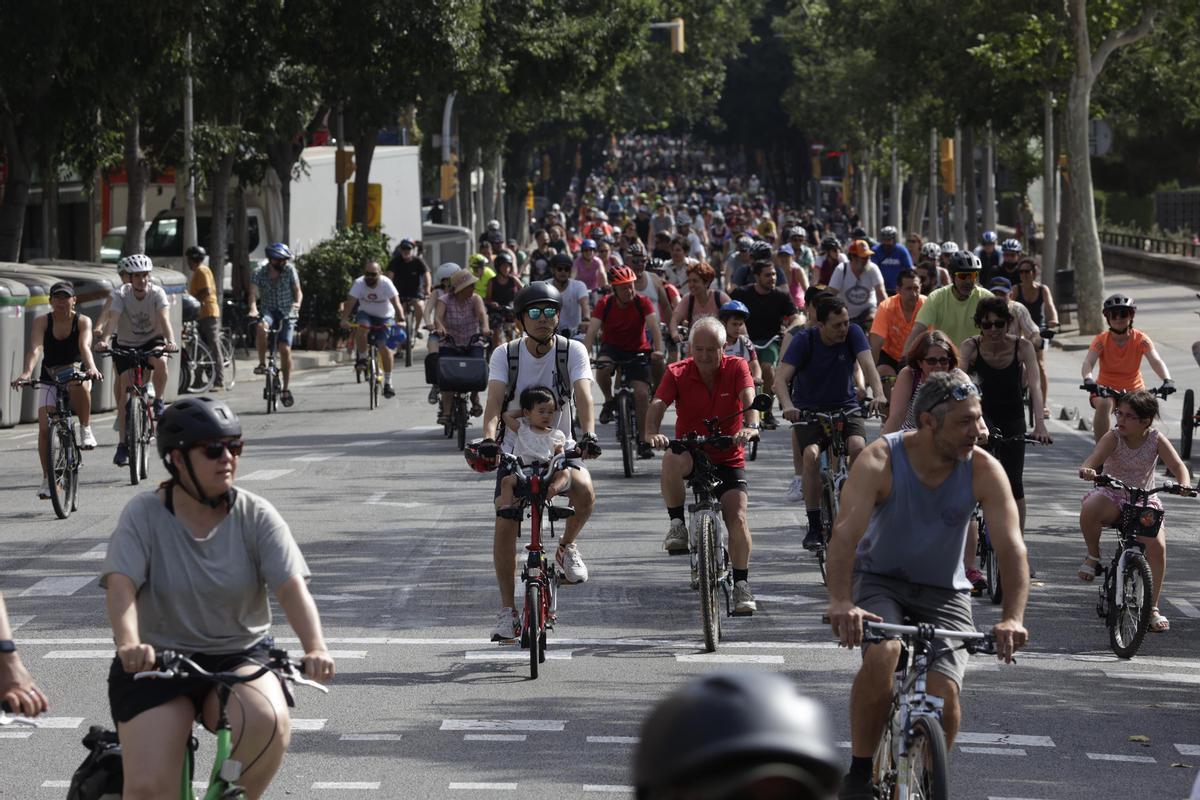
[1181,389,1194,460]
[617,392,635,478]
[983,519,1003,605]
[188,338,216,393]
[266,371,278,414]
[126,396,142,486]
[177,345,193,394]
[1109,551,1154,659]
[526,583,543,679]
[871,719,896,800]
[47,422,71,519]
[368,347,379,410]
[697,514,721,652]
[903,716,949,800]
[456,396,468,451]
[138,405,151,480]
[404,308,414,368]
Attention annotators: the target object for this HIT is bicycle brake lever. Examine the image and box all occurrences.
[290,674,331,694]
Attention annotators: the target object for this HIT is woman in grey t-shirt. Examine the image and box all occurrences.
[101,397,334,799]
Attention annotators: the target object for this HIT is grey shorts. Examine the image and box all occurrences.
[853,572,975,688]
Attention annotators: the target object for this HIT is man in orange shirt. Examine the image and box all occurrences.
[1080,294,1173,442]
[869,269,924,399]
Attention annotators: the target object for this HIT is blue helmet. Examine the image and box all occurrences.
[719,300,750,320]
[581,238,597,251]
[265,242,294,261]
[981,231,998,245]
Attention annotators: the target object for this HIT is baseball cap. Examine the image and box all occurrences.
[49,281,75,297]
[989,277,1012,292]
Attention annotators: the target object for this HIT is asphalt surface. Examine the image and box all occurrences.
[1,268,1198,799]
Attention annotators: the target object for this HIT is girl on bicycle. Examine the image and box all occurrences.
[1012,257,1059,418]
[485,252,523,349]
[1077,390,1192,633]
[496,386,571,511]
[880,330,962,435]
[101,398,334,799]
[436,268,491,420]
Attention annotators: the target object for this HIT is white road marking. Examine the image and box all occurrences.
[1103,670,1200,685]
[348,440,387,447]
[292,453,343,462]
[31,717,84,729]
[448,783,518,791]
[1175,744,1200,756]
[959,746,1027,756]
[8,431,39,440]
[327,650,367,659]
[365,491,424,508]
[464,733,526,741]
[311,782,382,790]
[79,543,108,560]
[8,615,33,631]
[583,787,634,793]
[0,731,34,739]
[753,594,822,604]
[675,654,784,664]
[440,719,565,732]
[291,718,327,731]
[956,733,1055,747]
[43,650,111,659]
[1086,752,1156,763]
[311,594,373,602]
[463,650,572,661]
[1168,597,1200,618]
[41,781,71,789]
[19,576,93,597]
[237,469,294,481]
[341,733,403,741]
[588,736,638,744]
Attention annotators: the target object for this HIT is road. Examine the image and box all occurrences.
[1,268,1198,799]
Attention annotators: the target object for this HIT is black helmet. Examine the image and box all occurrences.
[627,242,647,259]
[495,251,514,266]
[157,397,242,459]
[186,245,207,261]
[514,282,562,315]
[549,252,574,271]
[748,240,774,263]
[820,236,840,252]
[1103,293,1136,313]
[634,672,841,799]
[950,250,981,272]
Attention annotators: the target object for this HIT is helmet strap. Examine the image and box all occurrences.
[169,452,234,510]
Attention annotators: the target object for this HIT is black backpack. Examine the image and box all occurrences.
[497,335,575,445]
[67,726,123,800]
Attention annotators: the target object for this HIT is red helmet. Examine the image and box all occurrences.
[609,265,636,286]
[464,439,499,473]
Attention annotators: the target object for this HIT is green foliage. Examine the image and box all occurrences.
[295,225,391,335]
[1093,189,1154,229]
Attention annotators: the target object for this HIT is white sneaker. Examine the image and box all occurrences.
[733,580,757,615]
[37,480,50,500]
[557,543,589,584]
[80,426,97,450]
[490,608,520,642]
[663,518,689,553]
[785,476,804,502]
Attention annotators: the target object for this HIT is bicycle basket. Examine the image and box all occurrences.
[437,351,488,392]
[1119,502,1164,538]
[66,726,123,800]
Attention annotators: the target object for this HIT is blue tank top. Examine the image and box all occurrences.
[854,432,974,591]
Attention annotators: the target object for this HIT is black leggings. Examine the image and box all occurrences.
[987,414,1025,500]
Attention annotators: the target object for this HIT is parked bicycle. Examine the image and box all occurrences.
[12,370,92,518]
[99,345,167,485]
[595,353,648,478]
[178,320,217,394]
[1087,474,1195,658]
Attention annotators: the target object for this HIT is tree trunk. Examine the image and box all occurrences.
[350,122,378,229]
[232,184,249,305]
[0,117,33,261]
[1041,91,1057,271]
[963,125,977,244]
[267,136,301,242]
[983,123,996,233]
[122,110,149,256]
[481,159,497,226]
[206,152,235,303]
[42,164,59,259]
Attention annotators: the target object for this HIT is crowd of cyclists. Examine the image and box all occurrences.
[1,133,1197,799]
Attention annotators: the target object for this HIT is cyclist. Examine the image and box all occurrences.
[828,372,1028,800]
[12,282,102,497]
[870,226,913,294]
[1077,389,1192,632]
[386,239,430,338]
[424,263,462,404]
[781,241,812,312]
[184,245,225,391]
[675,213,707,261]
[634,671,841,800]
[101,397,335,799]
[814,236,847,286]
[720,301,763,386]
[527,229,557,283]
[998,237,1023,281]
[723,235,754,287]
[938,240,960,277]
[868,268,924,395]
[1013,257,1059,418]
[0,590,49,717]
[987,277,1039,342]
[646,317,761,614]
[774,295,885,551]
[477,283,601,641]
[670,262,729,344]
[665,235,701,288]
[630,248,673,384]
[546,252,591,337]
[901,250,992,357]
[730,241,785,288]
[974,230,1001,284]
[1081,294,1173,442]
[466,253,496,299]
[731,258,799,430]
[247,242,302,408]
[828,240,885,330]
[339,260,404,399]
[586,266,665,458]
[95,255,178,466]
[574,238,609,299]
[436,269,491,421]
[485,251,524,348]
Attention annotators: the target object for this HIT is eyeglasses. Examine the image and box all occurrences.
[1106,309,1132,319]
[929,381,980,410]
[954,271,978,280]
[922,356,951,367]
[977,320,1006,330]
[526,306,559,320]
[196,440,244,459]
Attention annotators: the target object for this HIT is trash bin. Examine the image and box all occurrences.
[1055,269,1076,311]
[29,259,121,412]
[0,263,58,423]
[0,278,29,428]
[152,267,188,402]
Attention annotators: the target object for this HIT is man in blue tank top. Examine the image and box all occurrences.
[824,371,1030,800]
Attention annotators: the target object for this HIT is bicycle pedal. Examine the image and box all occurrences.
[731,608,754,618]
[666,547,690,556]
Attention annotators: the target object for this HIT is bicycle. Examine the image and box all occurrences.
[596,353,648,478]
[792,407,866,585]
[1023,325,1056,426]
[438,334,489,451]
[349,322,389,410]
[178,320,216,394]
[663,394,772,652]
[133,646,328,799]
[494,449,580,679]
[400,298,421,368]
[1087,474,1195,658]
[859,620,999,800]
[99,345,167,486]
[252,316,290,414]
[749,334,782,429]
[13,370,91,519]
[974,429,1051,604]
[1184,295,1200,459]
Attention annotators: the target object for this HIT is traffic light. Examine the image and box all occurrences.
[670,17,685,53]
[939,137,955,194]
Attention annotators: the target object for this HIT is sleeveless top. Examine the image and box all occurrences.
[854,432,974,591]
[684,290,722,325]
[636,275,660,319]
[42,313,81,374]
[490,275,519,308]
[970,337,1024,422]
[1015,284,1045,327]
[574,255,603,291]
[440,292,481,345]
[1109,428,1161,491]
[724,334,756,363]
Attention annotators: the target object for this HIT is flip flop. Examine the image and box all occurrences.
[1149,608,1170,633]
[1077,554,1100,582]
[281,389,295,408]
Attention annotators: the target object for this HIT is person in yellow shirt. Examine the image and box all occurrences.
[185,246,224,390]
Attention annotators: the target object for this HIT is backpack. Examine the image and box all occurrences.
[67,726,123,800]
[599,293,648,325]
[497,335,575,444]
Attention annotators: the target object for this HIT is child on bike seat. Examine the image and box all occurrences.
[497,386,571,509]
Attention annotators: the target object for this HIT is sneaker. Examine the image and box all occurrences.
[802,527,825,551]
[490,608,520,642]
[383,384,396,399]
[637,441,655,459]
[733,580,757,615]
[966,567,987,595]
[761,410,778,430]
[663,518,689,554]
[37,480,50,500]
[785,476,804,503]
[557,543,589,584]
[838,771,874,800]
[152,399,166,419]
[599,399,616,424]
[427,385,439,404]
[80,426,97,450]
[113,442,129,467]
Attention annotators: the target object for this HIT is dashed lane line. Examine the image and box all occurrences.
[78,543,108,560]
[463,650,572,661]
[448,783,517,791]
[0,731,33,739]
[18,576,94,597]
[1102,670,1200,686]
[960,746,1028,756]
[583,787,634,794]
[1168,597,1200,618]
[587,736,638,744]
[675,654,785,664]
[236,468,294,481]
[464,734,526,742]
[956,733,1056,748]
[1085,752,1156,764]
[340,733,403,742]
[290,719,327,731]
[440,720,565,732]
[311,782,381,790]
[1176,744,1200,756]
[291,453,344,462]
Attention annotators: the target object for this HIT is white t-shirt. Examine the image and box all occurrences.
[349,275,399,318]
[547,278,589,332]
[511,419,567,465]
[488,337,592,452]
[829,263,884,318]
[110,283,169,345]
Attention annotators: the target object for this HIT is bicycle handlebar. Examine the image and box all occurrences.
[497,447,583,478]
[788,407,869,425]
[1091,473,1197,498]
[1080,382,1173,399]
[862,620,997,656]
[12,370,96,390]
[97,345,169,361]
[665,434,734,454]
[986,428,1051,445]
[135,649,329,695]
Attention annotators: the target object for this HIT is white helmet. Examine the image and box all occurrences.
[920,242,942,260]
[940,241,960,255]
[117,254,154,274]
[434,263,461,284]
[487,220,501,231]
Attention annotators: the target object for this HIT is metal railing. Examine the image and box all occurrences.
[1099,230,1200,259]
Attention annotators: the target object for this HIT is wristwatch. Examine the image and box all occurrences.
[0,640,16,654]
[744,422,761,430]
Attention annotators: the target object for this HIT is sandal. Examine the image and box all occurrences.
[1077,554,1100,582]
[470,401,483,418]
[253,364,266,375]
[280,389,295,408]
[1149,608,1170,633]
[1042,407,1051,419]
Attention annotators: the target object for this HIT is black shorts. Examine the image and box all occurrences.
[792,412,867,450]
[112,337,166,376]
[986,414,1025,500]
[877,350,902,372]
[599,345,651,385]
[107,638,275,725]
[684,463,747,500]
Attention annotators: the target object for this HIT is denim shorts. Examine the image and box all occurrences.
[260,311,296,347]
[355,310,395,345]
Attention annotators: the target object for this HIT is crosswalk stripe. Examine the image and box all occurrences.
[956,733,1055,747]
[19,576,93,597]
[1103,670,1200,685]
[587,736,638,744]
[440,720,564,732]
[675,654,784,664]
[960,746,1027,756]
[43,650,110,659]
[1168,597,1200,618]
[311,782,381,790]
[1176,744,1200,756]
[1086,752,1156,763]
[0,731,34,739]
[30,717,84,729]
[464,734,526,741]
[341,733,403,742]
[291,719,327,731]
[237,468,294,481]
[448,783,517,791]
[583,786,634,793]
[292,453,343,462]
[79,543,108,560]
[463,650,572,661]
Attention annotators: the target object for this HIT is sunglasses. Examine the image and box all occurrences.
[922,356,951,367]
[1106,309,1132,319]
[977,320,1007,330]
[1018,268,1035,274]
[526,306,559,320]
[196,440,244,459]
[954,271,978,280]
[929,381,981,410]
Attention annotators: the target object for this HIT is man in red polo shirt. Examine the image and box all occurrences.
[644,317,761,615]
[584,265,666,459]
